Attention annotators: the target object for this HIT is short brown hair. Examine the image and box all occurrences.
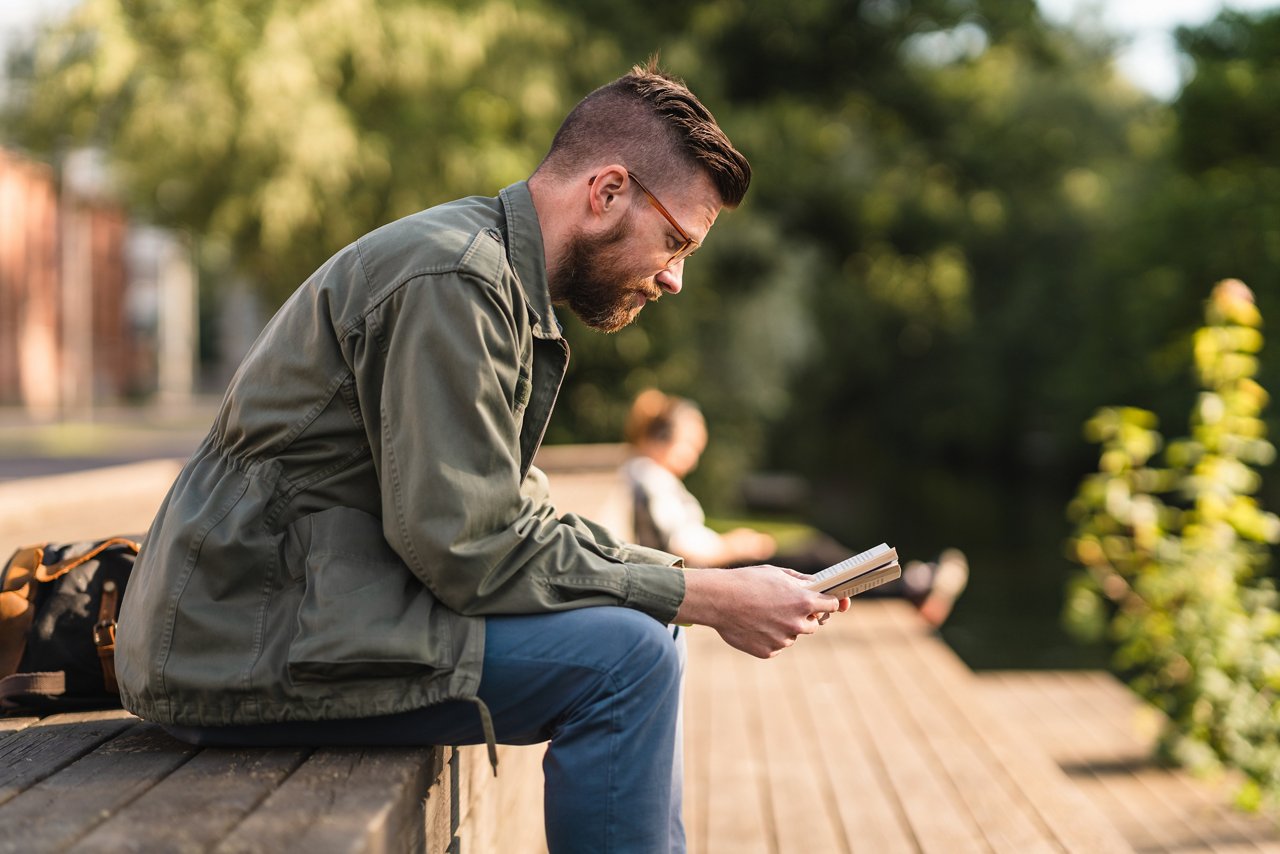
[537,59,751,208]
[625,389,704,446]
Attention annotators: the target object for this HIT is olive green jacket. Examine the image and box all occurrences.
[117,182,686,727]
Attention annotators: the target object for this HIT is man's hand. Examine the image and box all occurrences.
[777,566,851,625]
[673,565,843,659]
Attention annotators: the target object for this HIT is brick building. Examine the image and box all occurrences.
[0,147,195,416]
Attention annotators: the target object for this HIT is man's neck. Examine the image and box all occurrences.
[526,171,574,286]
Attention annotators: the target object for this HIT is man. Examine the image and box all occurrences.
[117,60,845,853]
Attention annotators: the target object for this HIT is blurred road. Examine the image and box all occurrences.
[0,401,217,481]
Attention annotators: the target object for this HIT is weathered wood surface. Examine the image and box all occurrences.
[0,713,544,854]
[682,598,1135,853]
[980,669,1280,853]
[0,710,136,810]
[4,724,195,852]
[213,745,437,854]
[73,746,309,853]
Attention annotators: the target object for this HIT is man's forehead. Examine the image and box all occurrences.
[672,172,723,239]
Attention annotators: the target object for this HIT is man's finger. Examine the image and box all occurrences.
[812,594,840,613]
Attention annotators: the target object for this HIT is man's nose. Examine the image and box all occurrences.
[655,261,683,295]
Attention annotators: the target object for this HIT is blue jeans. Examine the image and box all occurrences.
[163,607,686,853]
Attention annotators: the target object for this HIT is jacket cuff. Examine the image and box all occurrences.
[618,543,683,567]
[623,563,686,624]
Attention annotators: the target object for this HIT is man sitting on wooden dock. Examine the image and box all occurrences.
[115,60,847,854]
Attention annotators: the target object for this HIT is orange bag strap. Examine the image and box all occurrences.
[33,538,141,584]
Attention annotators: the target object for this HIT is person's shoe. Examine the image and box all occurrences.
[917,548,968,627]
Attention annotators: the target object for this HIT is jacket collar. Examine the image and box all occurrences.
[499,181,561,340]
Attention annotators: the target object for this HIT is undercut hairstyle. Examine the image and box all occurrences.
[536,59,751,208]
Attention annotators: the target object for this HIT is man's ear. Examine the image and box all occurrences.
[588,164,630,218]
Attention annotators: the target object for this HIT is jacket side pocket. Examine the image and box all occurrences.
[285,506,461,682]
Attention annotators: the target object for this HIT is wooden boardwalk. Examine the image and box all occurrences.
[980,670,1280,853]
[683,598,1280,853]
[681,599,1132,853]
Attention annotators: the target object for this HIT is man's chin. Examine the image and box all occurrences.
[588,312,639,334]
[577,304,642,334]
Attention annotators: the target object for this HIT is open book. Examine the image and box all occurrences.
[805,543,900,598]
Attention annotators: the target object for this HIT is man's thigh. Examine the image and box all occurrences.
[162,606,677,748]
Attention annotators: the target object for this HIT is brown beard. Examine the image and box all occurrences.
[548,215,662,333]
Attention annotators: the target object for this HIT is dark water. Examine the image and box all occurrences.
[808,467,1111,672]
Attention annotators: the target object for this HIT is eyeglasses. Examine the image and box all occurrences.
[589,172,701,267]
[626,173,700,268]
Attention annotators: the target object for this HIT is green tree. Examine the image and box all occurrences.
[541,1,1176,522]
[11,0,618,303]
[8,0,1191,524]
[1166,9,1280,444]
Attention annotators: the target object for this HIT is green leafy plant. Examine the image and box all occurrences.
[1066,279,1280,808]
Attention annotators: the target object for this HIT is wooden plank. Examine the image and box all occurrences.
[981,671,1166,851]
[858,630,1057,853]
[0,709,136,808]
[451,744,543,854]
[0,716,39,743]
[422,746,453,852]
[683,627,713,854]
[821,616,988,853]
[455,766,499,854]
[214,746,437,854]
[454,745,490,851]
[0,723,196,851]
[858,601,1133,853]
[1053,670,1280,852]
[746,643,846,854]
[1016,670,1252,852]
[493,745,546,853]
[456,742,489,829]
[696,627,771,853]
[788,624,917,852]
[69,746,310,853]
[1034,670,1249,852]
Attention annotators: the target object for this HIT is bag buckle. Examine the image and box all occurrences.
[94,579,120,649]
[93,619,117,648]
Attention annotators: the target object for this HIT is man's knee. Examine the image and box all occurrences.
[597,608,682,694]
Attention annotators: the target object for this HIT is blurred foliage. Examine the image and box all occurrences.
[2,0,1168,510]
[6,0,1280,519]
[9,0,623,303]
[1066,280,1280,808]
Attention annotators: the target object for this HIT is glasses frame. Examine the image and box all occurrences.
[585,171,701,268]
[626,173,700,268]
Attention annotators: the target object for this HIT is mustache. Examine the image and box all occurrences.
[639,281,663,301]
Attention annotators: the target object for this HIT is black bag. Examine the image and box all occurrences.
[0,537,141,712]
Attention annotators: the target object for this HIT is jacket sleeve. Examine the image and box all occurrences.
[369,254,686,623]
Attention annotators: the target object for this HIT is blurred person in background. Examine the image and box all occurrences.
[622,388,968,626]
